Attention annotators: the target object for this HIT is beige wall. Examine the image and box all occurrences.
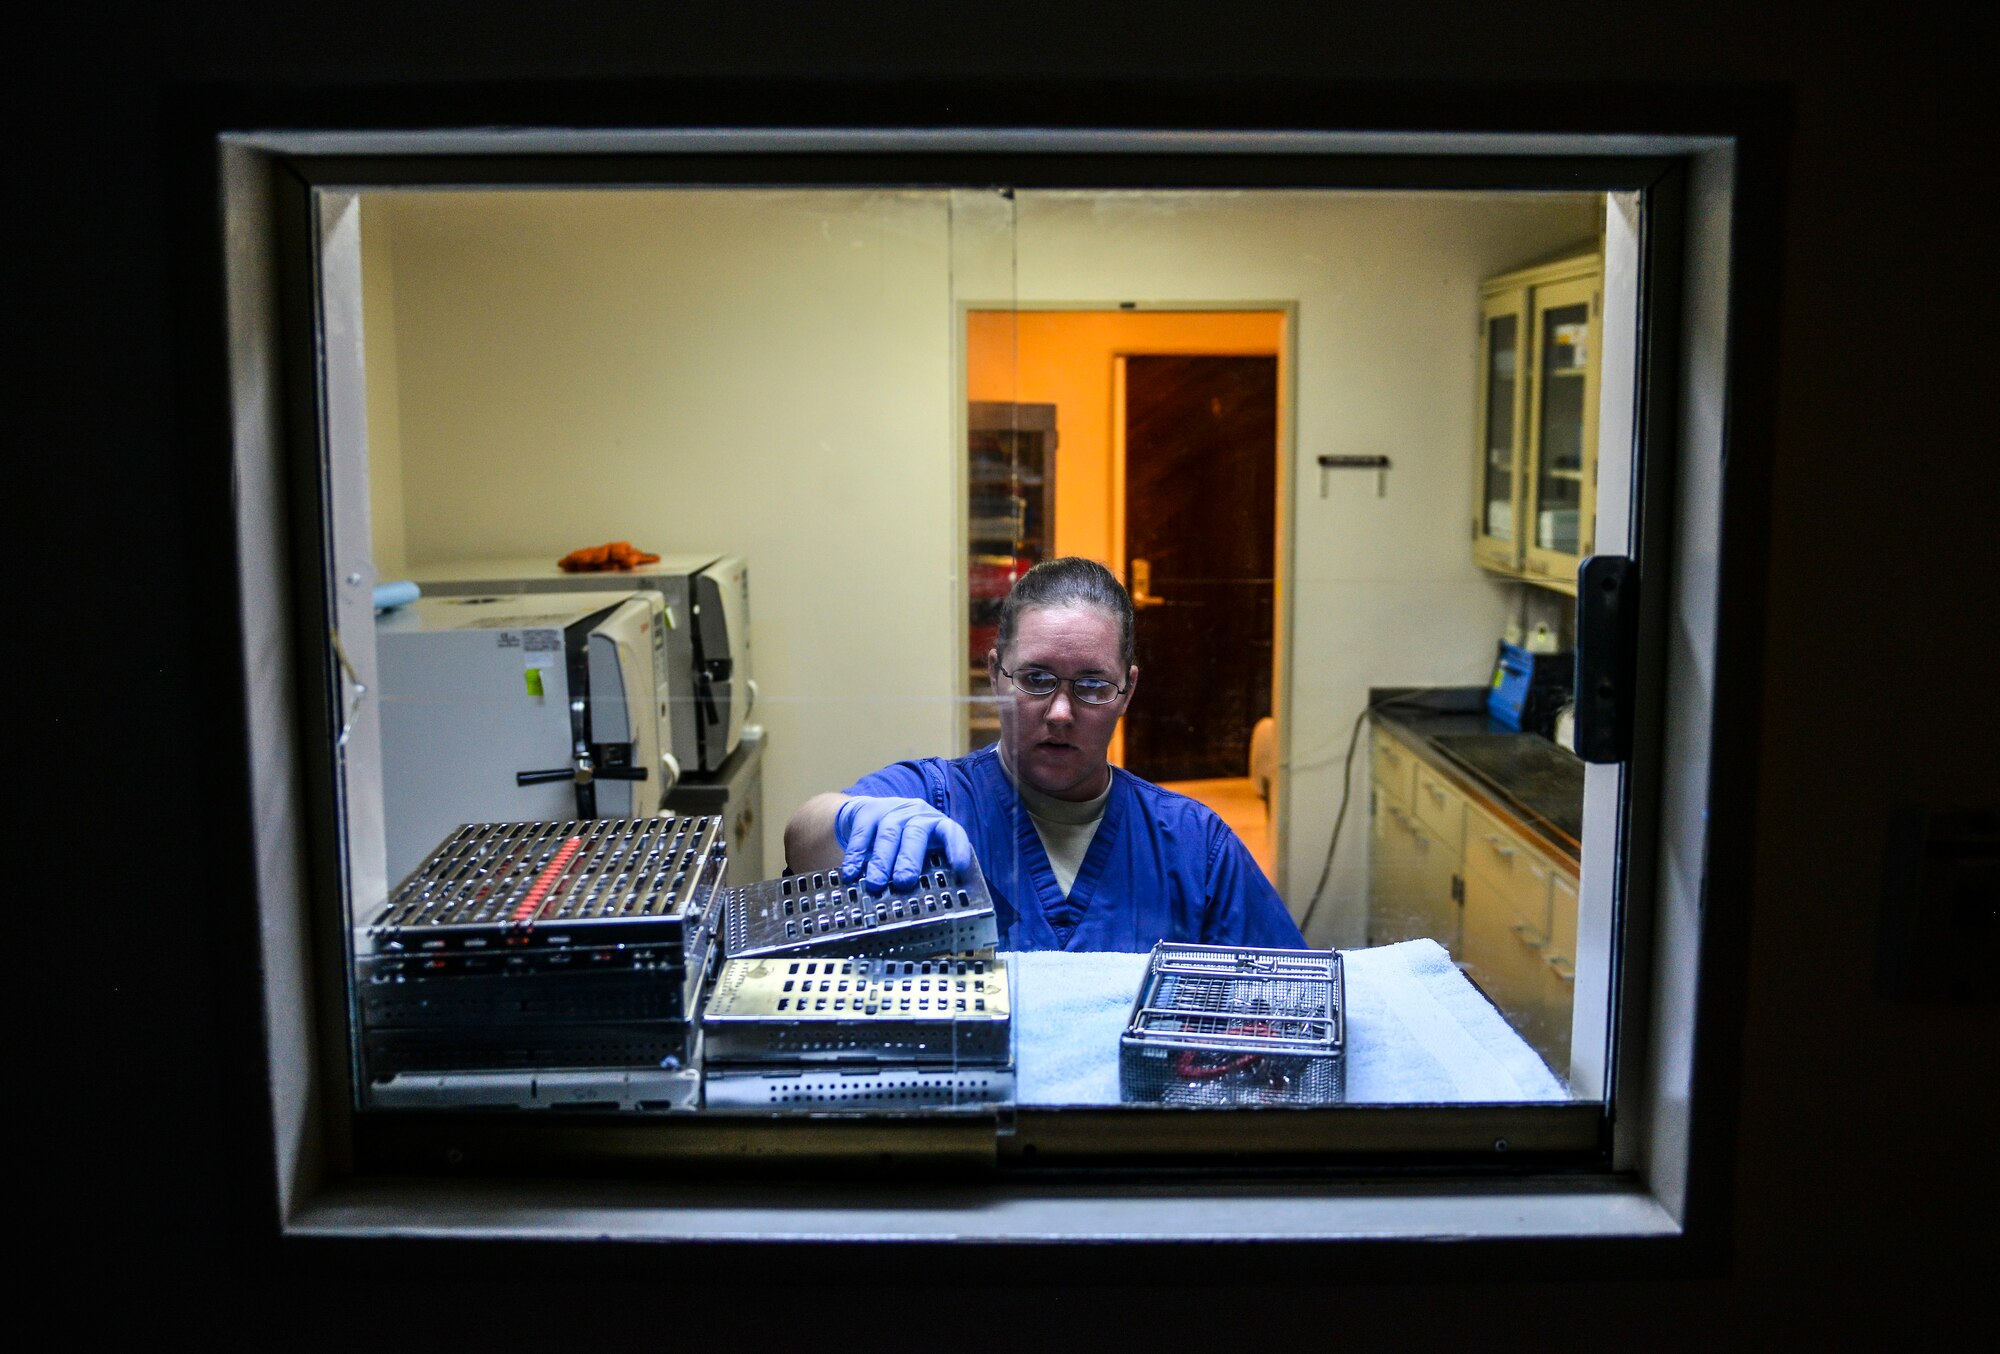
[359,200,407,579]
[362,188,1596,919]
[362,190,962,871]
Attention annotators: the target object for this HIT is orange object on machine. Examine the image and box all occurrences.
[556,540,663,572]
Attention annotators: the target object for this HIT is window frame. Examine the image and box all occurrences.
[215,121,1765,1253]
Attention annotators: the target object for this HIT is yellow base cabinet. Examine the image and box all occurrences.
[1472,248,1602,596]
[1369,794,1462,951]
[1366,722,1581,1074]
[1458,801,1580,1076]
[1367,730,1461,951]
[1371,725,1418,806]
[1461,868,1573,1073]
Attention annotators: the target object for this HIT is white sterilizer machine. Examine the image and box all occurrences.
[406,554,753,776]
[376,592,679,881]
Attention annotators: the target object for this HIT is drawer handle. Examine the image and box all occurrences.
[1426,784,1447,804]
[1510,922,1545,950]
[1484,834,1517,860]
[1382,747,1402,764]
[1546,955,1575,983]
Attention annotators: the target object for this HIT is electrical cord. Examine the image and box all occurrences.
[1297,690,1472,937]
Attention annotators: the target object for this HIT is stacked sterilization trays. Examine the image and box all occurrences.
[358,815,728,1110]
[705,853,1014,1110]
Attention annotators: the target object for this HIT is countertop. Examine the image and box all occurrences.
[1369,687,1584,862]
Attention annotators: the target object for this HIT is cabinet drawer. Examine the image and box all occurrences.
[1370,792,1463,952]
[1464,799,1556,935]
[1371,728,1417,807]
[1462,868,1573,1075]
[1549,870,1579,964]
[1412,763,1466,855]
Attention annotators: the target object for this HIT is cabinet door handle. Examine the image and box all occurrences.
[1546,955,1575,983]
[1484,834,1517,860]
[1511,923,1546,950]
[1426,784,1447,804]
[1381,747,1402,764]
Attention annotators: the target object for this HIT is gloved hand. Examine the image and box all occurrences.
[835,796,974,894]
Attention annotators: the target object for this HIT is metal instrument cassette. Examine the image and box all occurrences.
[721,853,997,961]
[359,815,727,1076]
[1119,942,1346,1106]
[703,952,1012,1067]
[704,1065,1014,1112]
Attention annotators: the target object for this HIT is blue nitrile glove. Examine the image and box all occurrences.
[835,796,974,894]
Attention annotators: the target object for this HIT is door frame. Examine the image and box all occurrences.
[959,301,1298,896]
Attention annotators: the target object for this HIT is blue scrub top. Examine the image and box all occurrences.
[846,745,1306,953]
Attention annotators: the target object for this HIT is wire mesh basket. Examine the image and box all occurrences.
[1119,942,1345,1106]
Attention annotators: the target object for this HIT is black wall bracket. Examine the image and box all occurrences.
[1574,555,1639,764]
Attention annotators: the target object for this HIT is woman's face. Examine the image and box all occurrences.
[989,603,1138,801]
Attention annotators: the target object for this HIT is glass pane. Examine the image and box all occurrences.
[1482,313,1519,540]
[335,185,1619,1130]
[1534,301,1589,554]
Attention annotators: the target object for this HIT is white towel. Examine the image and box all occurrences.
[1009,939,1566,1105]
[1013,950,1151,1106]
[1340,939,1567,1102]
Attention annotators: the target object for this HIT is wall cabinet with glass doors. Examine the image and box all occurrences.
[1472,250,1603,595]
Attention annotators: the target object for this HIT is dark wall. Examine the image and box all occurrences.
[36,3,1990,1345]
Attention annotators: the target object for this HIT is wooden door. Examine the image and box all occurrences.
[1119,354,1277,782]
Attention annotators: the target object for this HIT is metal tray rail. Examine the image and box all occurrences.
[359,922,717,1029]
[703,952,1012,1066]
[363,1018,701,1076]
[704,1065,1014,1112]
[721,851,997,961]
[366,1062,703,1112]
[1119,942,1346,1106]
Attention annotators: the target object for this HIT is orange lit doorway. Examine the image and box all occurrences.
[965,309,1286,881]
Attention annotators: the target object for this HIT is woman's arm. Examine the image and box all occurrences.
[783,791,853,874]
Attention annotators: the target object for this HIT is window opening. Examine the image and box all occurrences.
[289,172,1663,1168]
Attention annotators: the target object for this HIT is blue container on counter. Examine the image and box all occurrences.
[1487,641,1572,734]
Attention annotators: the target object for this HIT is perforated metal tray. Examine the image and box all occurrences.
[367,815,725,951]
[703,952,1012,1066]
[721,853,997,961]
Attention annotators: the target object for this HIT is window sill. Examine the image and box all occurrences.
[289,1172,1682,1244]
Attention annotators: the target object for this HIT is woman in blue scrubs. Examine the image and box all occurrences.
[784,558,1305,953]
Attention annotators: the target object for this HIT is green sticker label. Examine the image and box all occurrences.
[525,668,545,698]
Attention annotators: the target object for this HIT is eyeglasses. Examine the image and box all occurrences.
[996,663,1129,706]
